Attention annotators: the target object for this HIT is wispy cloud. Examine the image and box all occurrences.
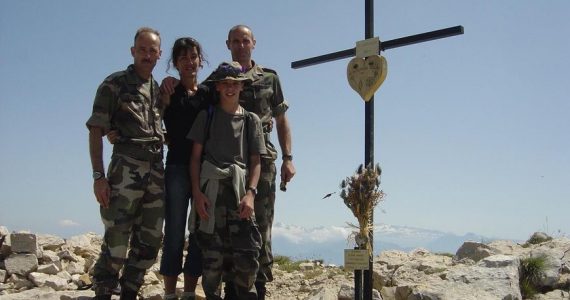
[273,223,353,244]
[272,223,450,246]
[58,219,80,227]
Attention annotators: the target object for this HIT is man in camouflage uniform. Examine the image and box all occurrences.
[86,27,164,300]
[225,25,297,300]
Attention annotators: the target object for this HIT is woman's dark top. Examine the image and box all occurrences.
[163,83,211,165]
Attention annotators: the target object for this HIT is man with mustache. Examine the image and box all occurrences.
[86,27,165,300]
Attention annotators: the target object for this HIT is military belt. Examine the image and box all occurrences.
[113,143,163,161]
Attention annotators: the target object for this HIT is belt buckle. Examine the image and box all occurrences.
[147,143,161,154]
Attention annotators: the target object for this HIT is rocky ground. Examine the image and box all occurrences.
[0,226,355,300]
[1,226,569,299]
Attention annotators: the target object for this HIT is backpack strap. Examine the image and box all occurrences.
[203,104,215,146]
[244,110,252,148]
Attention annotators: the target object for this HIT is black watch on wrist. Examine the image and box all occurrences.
[282,154,293,161]
[246,186,257,196]
[92,171,105,180]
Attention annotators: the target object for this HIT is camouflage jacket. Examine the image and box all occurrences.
[86,64,164,144]
[239,61,289,161]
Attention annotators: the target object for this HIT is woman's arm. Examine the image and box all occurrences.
[190,142,210,220]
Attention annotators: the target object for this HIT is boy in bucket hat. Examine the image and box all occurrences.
[187,61,266,300]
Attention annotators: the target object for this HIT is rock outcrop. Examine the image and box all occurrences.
[1,226,569,300]
[373,236,570,300]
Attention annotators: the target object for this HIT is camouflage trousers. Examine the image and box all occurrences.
[254,160,277,283]
[196,179,262,300]
[91,153,165,295]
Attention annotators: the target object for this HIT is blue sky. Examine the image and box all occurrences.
[1,1,569,242]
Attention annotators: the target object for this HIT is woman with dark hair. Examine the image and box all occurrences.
[160,37,211,300]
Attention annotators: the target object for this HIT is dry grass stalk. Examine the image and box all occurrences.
[339,163,384,255]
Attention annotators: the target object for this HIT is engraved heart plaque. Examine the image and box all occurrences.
[346,55,387,102]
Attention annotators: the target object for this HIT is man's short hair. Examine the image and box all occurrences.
[227,25,254,40]
[134,27,161,45]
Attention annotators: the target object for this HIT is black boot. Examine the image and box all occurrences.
[255,282,266,300]
[120,287,138,300]
[224,281,238,300]
[92,295,112,300]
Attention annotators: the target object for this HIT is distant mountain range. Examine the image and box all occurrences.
[272,223,503,265]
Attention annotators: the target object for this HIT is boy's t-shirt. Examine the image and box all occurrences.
[187,106,266,169]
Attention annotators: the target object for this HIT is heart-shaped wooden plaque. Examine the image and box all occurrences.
[346,55,387,102]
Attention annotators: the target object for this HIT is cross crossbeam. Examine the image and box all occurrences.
[291,25,464,69]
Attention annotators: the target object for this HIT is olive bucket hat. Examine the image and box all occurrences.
[208,61,252,83]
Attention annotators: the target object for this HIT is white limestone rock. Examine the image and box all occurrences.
[140,284,163,300]
[37,234,66,251]
[71,273,92,289]
[39,250,62,270]
[380,286,397,300]
[337,283,381,300]
[66,232,102,258]
[57,249,78,262]
[4,253,39,276]
[143,270,160,285]
[533,289,570,300]
[374,249,522,300]
[0,287,96,299]
[0,281,14,292]
[28,272,69,291]
[28,272,50,287]
[63,257,86,275]
[37,263,60,275]
[0,226,9,237]
[0,269,6,283]
[337,283,355,300]
[527,232,552,244]
[8,273,34,289]
[39,250,60,263]
[10,233,38,254]
[454,241,493,262]
[446,254,521,300]
[57,270,72,281]
[299,262,315,271]
[487,239,526,256]
[0,226,11,259]
[376,250,410,271]
[306,286,339,300]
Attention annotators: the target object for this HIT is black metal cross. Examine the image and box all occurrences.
[291,1,463,299]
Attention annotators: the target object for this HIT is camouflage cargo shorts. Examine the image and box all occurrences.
[91,153,164,294]
[197,180,261,299]
[254,160,277,283]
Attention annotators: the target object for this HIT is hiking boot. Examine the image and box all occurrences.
[224,281,238,300]
[180,292,196,300]
[255,282,267,300]
[92,295,112,300]
[120,287,139,300]
[164,293,179,300]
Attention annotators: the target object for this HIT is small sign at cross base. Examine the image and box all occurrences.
[344,249,370,271]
